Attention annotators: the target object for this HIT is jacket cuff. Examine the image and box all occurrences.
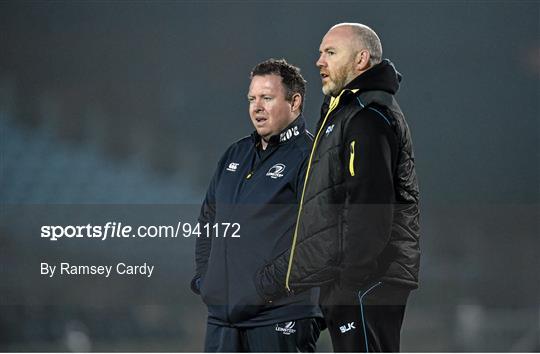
[254,264,288,303]
[190,275,201,295]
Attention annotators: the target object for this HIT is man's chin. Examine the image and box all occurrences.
[256,130,272,142]
[321,86,331,96]
[322,84,336,96]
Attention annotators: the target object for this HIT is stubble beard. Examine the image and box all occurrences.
[322,64,356,97]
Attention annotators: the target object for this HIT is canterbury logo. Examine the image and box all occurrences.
[226,162,239,172]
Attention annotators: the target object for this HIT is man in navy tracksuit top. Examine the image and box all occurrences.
[191,59,322,352]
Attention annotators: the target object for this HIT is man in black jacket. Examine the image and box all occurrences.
[191,59,322,352]
[256,24,420,352]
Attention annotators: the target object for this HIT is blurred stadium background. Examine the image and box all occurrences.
[1,1,538,352]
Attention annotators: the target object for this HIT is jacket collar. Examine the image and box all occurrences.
[342,59,401,95]
[251,115,306,147]
[319,59,401,118]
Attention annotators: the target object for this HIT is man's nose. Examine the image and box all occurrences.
[253,102,264,113]
[316,55,325,68]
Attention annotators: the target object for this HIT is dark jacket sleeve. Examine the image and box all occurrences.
[191,162,220,295]
[341,107,397,282]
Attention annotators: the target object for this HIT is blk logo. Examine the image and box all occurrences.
[339,322,356,333]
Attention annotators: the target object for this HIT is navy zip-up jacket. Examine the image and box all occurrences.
[192,116,321,327]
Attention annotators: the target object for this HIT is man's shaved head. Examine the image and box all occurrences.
[317,22,384,95]
[330,23,383,66]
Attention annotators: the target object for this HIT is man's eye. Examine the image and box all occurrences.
[248,98,254,102]
[328,51,335,56]
[264,97,272,101]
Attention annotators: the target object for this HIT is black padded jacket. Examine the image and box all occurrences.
[256,60,420,300]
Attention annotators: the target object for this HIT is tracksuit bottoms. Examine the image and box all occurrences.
[204,317,322,352]
[320,281,410,352]
[203,281,409,352]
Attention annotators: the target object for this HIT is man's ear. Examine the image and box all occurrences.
[356,49,371,72]
[291,93,302,112]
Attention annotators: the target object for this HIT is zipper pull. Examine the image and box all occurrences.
[246,172,253,179]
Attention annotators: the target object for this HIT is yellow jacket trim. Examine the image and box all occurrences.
[349,141,356,176]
